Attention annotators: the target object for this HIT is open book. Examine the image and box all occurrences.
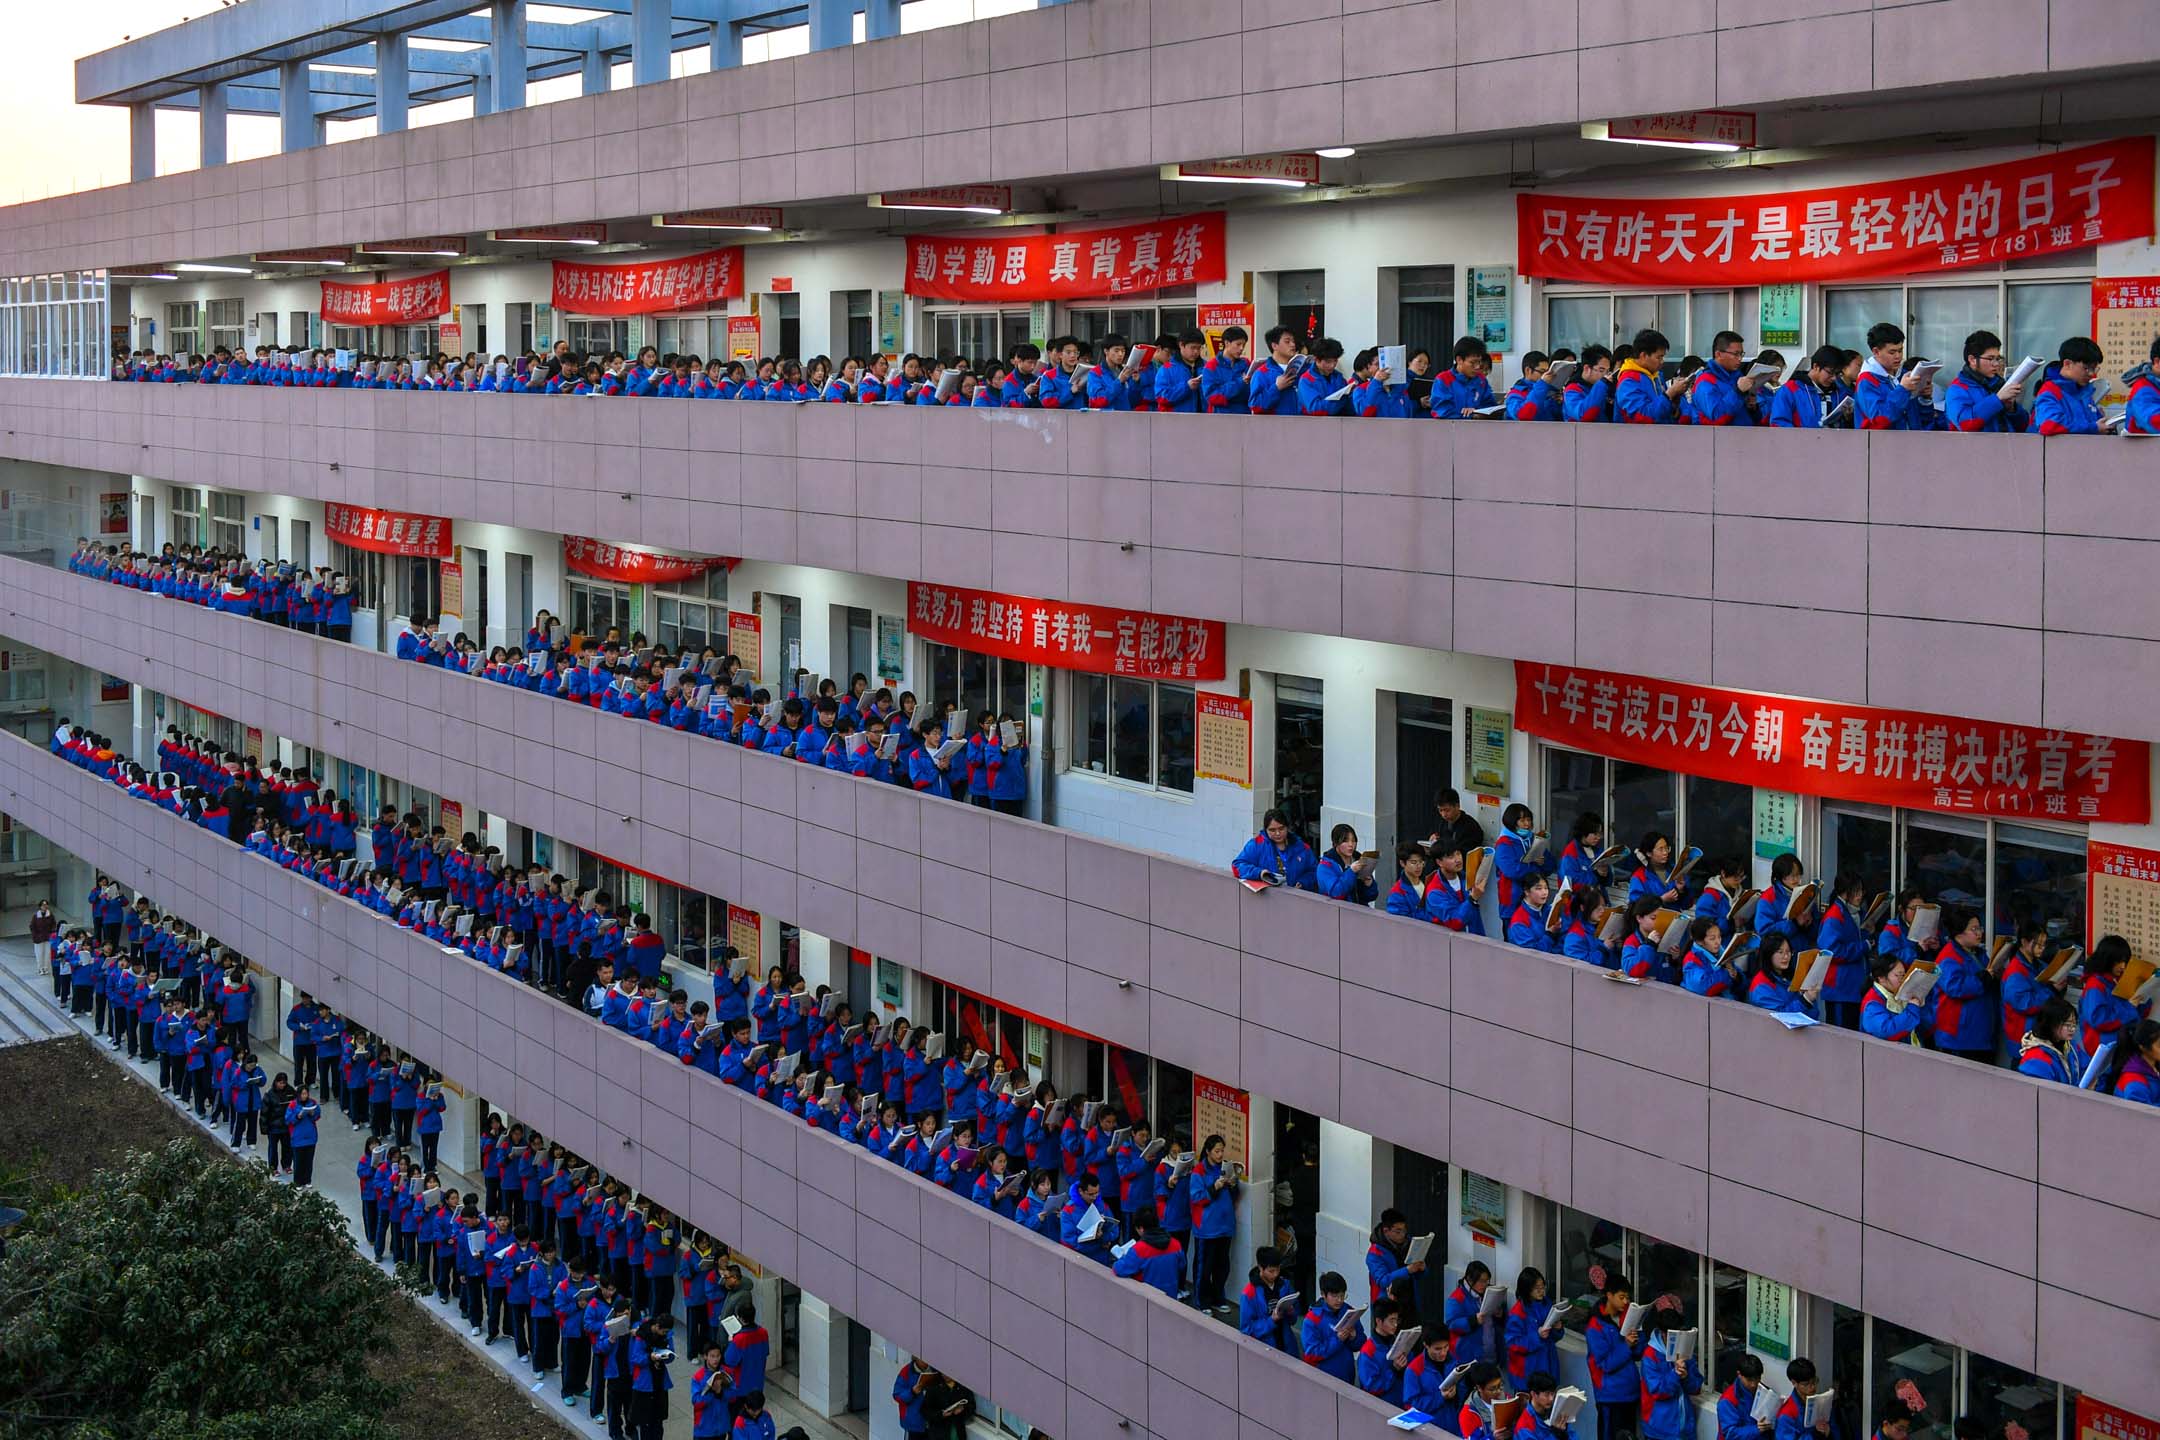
[1597,907,1629,944]
[2038,945,2083,985]
[1334,1304,1368,1339]
[1862,892,1892,930]
[1272,1289,1302,1321]
[1465,847,1495,892]
[1545,359,1579,388]
[1656,908,1692,956]
[1908,903,1942,948]
[999,720,1021,747]
[1469,403,1508,417]
[2005,355,2047,390]
[2080,1041,2116,1089]
[1620,1302,1649,1335]
[1790,948,1833,999]
[1405,1232,1434,1266]
[1751,1383,1781,1424]
[1804,1391,1837,1428]
[1478,1284,1509,1321]
[1389,1324,1425,1364]
[935,370,963,402]
[1784,882,1820,926]
[1667,1327,1698,1364]
[1894,966,1938,1008]
[2115,956,2160,1005]
[1590,843,1631,874]
[924,1032,947,1061]
[1492,1397,1527,1436]
[1076,1205,1112,1244]
[1729,888,1763,930]
[932,737,967,762]
[1549,1389,1590,1429]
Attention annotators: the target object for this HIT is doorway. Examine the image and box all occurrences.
[1273,675,1325,852]
[289,518,311,571]
[1391,1145,1450,1325]
[1394,694,1453,874]
[1272,1103,1322,1304]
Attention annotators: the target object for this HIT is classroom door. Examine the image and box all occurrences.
[1394,694,1453,864]
[1273,1103,1322,1303]
[1274,675,1325,852]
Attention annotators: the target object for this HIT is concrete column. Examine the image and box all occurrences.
[868,1341,904,1440]
[806,0,852,52]
[1228,1093,1275,1309]
[864,0,901,41]
[129,101,156,181]
[581,46,610,95]
[199,85,228,167]
[376,35,410,133]
[278,59,317,152]
[707,20,741,71]
[490,0,528,113]
[470,60,495,118]
[1316,1117,1388,1301]
[630,0,671,86]
[797,930,834,993]
[793,1292,852,1417]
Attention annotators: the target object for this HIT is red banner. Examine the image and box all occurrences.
[323,502,452,558]
[1515,662,2148,824]
[906,582,1224,681]
[319,269,451,325]
[550,248,743,315]
[561,537,723,585]
[1517,137,2155,285]
[904,212,1227,301]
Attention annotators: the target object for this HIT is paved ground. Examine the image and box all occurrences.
[0,937,872,1440]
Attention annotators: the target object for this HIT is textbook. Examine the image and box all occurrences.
[1109,1126,1132,1153]
[1908,903,1942,948]
[1141,1136,1167,1163]
[2079,1041,2116,1089]
[1272,1289,1302,1321]
[1751,1383,1781,1424]
[744,1045,770,1070]
[878,734,900,760]
[456,914,474,938]
[607,1313,634,1342]
[1076,1205,1111,1243]
[466,1229,487,1256]
[966,1050,990,1073]
[1545,359,1579,388]
[1167,1151,1196,1187]
[1602,969,1645,986]
[1491,1397,1527,1437]
[2038,945,2083,985]
[999,720,1021,747]
[1906,359,1943,388]
[1656,908,1692,955]
[932,737,968,762]
[1465,847,1495,893]
[1469,403,1508,417]
[1822,395,1854,426]
[772,1053,800,1084]
[935,370,964,402]
[1596,907,1629,944]
[728,953,751,982]
[1719,932,1754,967]
[1790,948,1832,998]
[1405,1231,1435,1266]
[722,1314,745,1340]
[820,990,844,1019]
[924,1032,946,1061]
[1746,360,1785,384]
[1334,1304,1369,1339]
[1388,1324,1425,1364]
[1620,1303,1649,1335]
[1668,1327,1698,1364]
[1541,1299,1576,1335]
[1478,1284,1509,1321]
[2115,956,2160,1005]
[1673,846,1704,884]
[1784,882,1819,926]
[1523,832,1551,864]
[1590,843,1630,874]
[1241,872,1285,893]
[1549,1389,1590,1429]
[421,1187,442,1211]
[1324,382,1356,405]
[2005,355,2047,390]
[1080,1100,1102,1130]
[930,1126,955,1155]
[1110,1238,1138,1262]
[1893,966,1938,1008]
[1729,888,1762,929]
[1988,935,2017,973]
[1863,892,1892,930]
[1804,1392,1837,1428]
[1122,344,1159,377]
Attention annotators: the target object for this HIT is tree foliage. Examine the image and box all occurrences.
[0,1139,409,1440]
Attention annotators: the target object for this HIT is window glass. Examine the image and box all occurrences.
[1616,293,1685,348]
[1552,1205,1624,1330]
[1869,1319,1956,1433]
[1611,762,1677,851]
[2006,283,2086,367]
[1110,678,1152,784]
[1547,296,1609,355]
[1909,285,1998,396]
[1707,1262,1750,1393]
[1544,746,1604,844]
[1967,1355,2059,1440]
[1157,684,1195,794]
[1689,291,1735,352]
[1684,775,1752,869]
[1632,1234,1701,1330]
[1078,673,1109,774]
[1904,815,1987,913]
[1823,805,1895,892]
[1827,287,1900,354]
[1993,823,2085,946]
[1154,1058,1193,1140]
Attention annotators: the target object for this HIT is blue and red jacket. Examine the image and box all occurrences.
[1082,363,1138,411]
[1766,376,1838,427]
[2079,971,2146,1056]
[1688,364,1751,426]
[2114,1054,2160,1106]
[2126,369,2160,434]
[1943,367,2029,432]
[1929,939,1992,1052]
[1202,354,1250,413]
[1614,360,1675,424]
[1153,356,1204,412]
[1564,376,1613,422]
[2015,1037,2086,1085]
[1583,1310,1645,1402]
[1508,376,1561,421]
[1429,367,1495,419]
[1999,949,2054,1042]
[1247,358,1298,415]
[1855,361,1924,430]
[1296,366,1349,416]
[1861,984,1925,1045]
[1813,898,1872,1006]
[1112,1234,1185,1296]
[2033,363,2103,435]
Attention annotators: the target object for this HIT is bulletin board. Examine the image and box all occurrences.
[727,610,762,681]
[2088,840,2160,958]
[1194,694,1252,787]
[2091,277,2160,405]
[1191,1075,1250,1170]
[727,904,762,973]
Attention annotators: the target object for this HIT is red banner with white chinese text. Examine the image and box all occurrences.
[319,269,451,324]
[1514,662,2148,824]
[906,582,1224,682]
[323,502,452,558]
[550,248,744,315]
[561,537,725,585]
[903,212,1227,301]
[1517,137,2155,285]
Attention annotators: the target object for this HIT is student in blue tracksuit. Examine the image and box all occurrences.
[1239,1246,1299,1353]
[1928,908,1994,1062]
[1247,326,1305,415]
[1942,329,2030,432]
[1565,346,1616,422]
[1202,328,1251,414]
[1112,1221,1186,1297]
[1639,1319,1704,1440]
[1583,1273,1650,1440]
[1351,348,1411,417]
[1614,332,1685,423]
[1082,335,1141,411]
[2127,336,2160,434]
[2078,936,2148,1058]
[2033,337,2106,435]
[1506,875,1561,954]
[1754,854,1815,949]
[1427,844,1484,935]
[1507,352,1561,421]
[1230,810,1318,892]
[1059,1173,1118,1265]
[1768,346,1850,427]
[1296,338,1351,415]
[1813,873,1875,1030]
[1861,954,1927,1046]
[1429,337,1496,418]
[906,718,957,800]
[1503,1267,1562,1395]
[1493,803,1556,914]
[1364,1209,1424,1303]
[1317,824,1379,906]
[1855,323,1929,430]
[1746,937,1815,1018]
[1152,329,1208,412]
[1299,1271,1362,1383]
[1356,1299,1414,1404]
[1188,1133,1238,1306]
[1688,331,1760,426]
[2015,996,2089,1086]
[1442,1260,1492,1365]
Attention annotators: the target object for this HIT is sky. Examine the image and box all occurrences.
[0,0,1028,208]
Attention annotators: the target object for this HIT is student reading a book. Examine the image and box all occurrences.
[1365,1208,1427,1302]
[1717,1354,1771,1440]
[1878,890,1924,967]
[1691,858,1745,931]
[1430,841,1487,935]
[1318,824,1381,906]
[1508,351,1562,421]
[1441,1259,1494,1364]
[1299,1271,1364,1383]
[2125,335,2160,434]
[1456,1362,1512,1440]
[2109,1019,2160,1105]
[1294,338,1351,416]
[905,716,957,800]
[1942,330,2031,432]
[1230,810,1319,892]
[1561,893,1618,970]
[1564,345,1616,422]
[1558,813,1609,892]
[1506,875,1562,954]
[1240,1245,1300,1353]
[1190,1133,1239,1308]
[1812,874,1875,1030]
[2013,996,2089,1086]
[1388,843,1440,920]
[2033,337,2107,435]
[1639,1318,1704,1440]
[1494,804,1556,913]
[1113,1216,1187,1297]
[1747,936,1815,1018]
[1861,954,1927,1046]
[1429,336,1498,418]
[1200,326,1252,414]
[1618,899,1674,982]
[1504,1267,1562,1394]
[1402,1332,1467,1428]
[1583,1272,1651,1440]
[1245,325,1304,415]
[1998,922,2069,1054]
[1682,918,1734,1000]
[2078,935,2149,1056]
[1152,329,1208,413]
[1854,323,1930,430]
[1522,1373,1580,1440]
[1627,833,1688,906]
[1689,332,1762,427]
[1929,908,1996,1063]
[1614,330,1689,424]
[1357,1298,1414,1404]
[1755,855,1816,949]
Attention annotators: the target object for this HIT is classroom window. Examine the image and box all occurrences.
[1538,746,1747,879]
[1066,289,1199,347]
[0,821,49,865]
[653,568,727,655]
[0,661,46,703]
[208,492,245,552]
[566,317,629,356]
[397,556,439,622]
[0,272,108,379]
[773,293,800,359]
[1074,675,1193,794]
[1543,289,1740,354]
[1824,271,2093,383]
[843,290,873,358]
[168,487,205,550]
[1395,265,1456,358]
[166,301,200,358]
[289,311,312,347]
[326,325,367,352]
[207,298,244,354]
[505,303,534,356]
[657,316,715,359]
[927,309,1030,366]
[567,577,630,640]
[923,642,1028,730]
[335,544,384,612]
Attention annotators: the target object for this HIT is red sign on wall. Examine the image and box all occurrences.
[320,269,451,324]
[323,502,452,558]
[904,212,1227,302]
[1517,137,2155,286]
[562,537,724,586]
[906,582,1225,682]
[550,248,744,315]
[1514,662,2149,824]
[2076,1395,2159,1440]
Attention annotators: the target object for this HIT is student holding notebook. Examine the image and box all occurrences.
[1941,330,2030,432]
[2110,1020,2160,1105]
[1928,909,1995,1063]
[2078,936,2149,1056]
[2014,997,2089,1085]
[1747,937,1815,1018]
